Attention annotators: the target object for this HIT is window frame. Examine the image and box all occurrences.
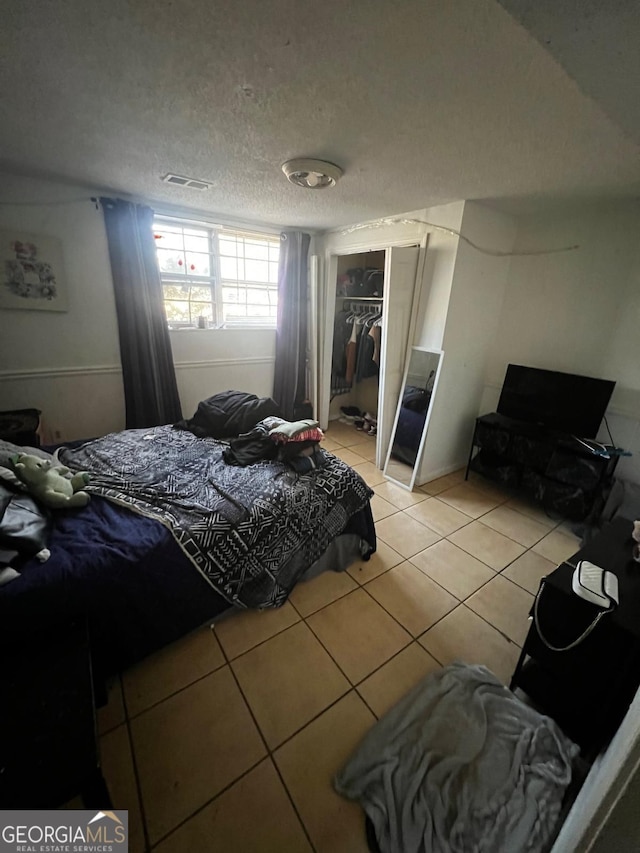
[153,215,280,330]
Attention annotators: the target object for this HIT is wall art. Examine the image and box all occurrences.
[0,230,68,311]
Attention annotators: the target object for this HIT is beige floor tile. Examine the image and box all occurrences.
[557,519,583,537]
[97,676,125,735]
[466,574,534,646]
[289,569,359,617]
[365,561,458,637]
[214,600,300,660]
[351,460,387,487]
[376,512,441,558]
[505,496,560,529]
[123,625,225,717]
[410,539,495,600]
[480,504,550,547]
[357,643,441,718]
[154,758,312,853]
[418,469,466,495]
[437,482,505,518]
[347,540,404,584]
[231,622,350,748]
[321,436,342,451]
[275,692,375,853]
[466,473,512,503]
[447,520,526,570]
[374,480,428,509]
[132,666,266,843]
[405,497,473,537]
[349,439,377,461]
[330,447,367,467]
[324,423,365,447]
[370,493,399,521]
[100,725,145,853]
[533,528,581,564]
[307,589,411,684]
[419,604,521,684]
[503,550,557,595]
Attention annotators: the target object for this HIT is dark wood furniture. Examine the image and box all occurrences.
[466,412,619,521]
[0,619,111,808]
[0,408,42,447]
[510,517,639,755]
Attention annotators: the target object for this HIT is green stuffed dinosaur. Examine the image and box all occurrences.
[11,453,91,509]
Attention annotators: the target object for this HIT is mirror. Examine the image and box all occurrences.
[384,347,443,490]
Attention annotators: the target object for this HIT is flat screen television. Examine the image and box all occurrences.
[497,364,615,439]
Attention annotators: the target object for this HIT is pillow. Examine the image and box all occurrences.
[0,439,54,469]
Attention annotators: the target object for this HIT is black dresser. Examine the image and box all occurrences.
[510,517,640,755]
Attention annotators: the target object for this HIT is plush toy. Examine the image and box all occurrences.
[11,453,91,509]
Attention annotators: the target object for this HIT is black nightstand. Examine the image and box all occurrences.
[0,619,111,807]
[510,517,640,755]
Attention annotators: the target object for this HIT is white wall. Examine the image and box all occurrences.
[0,172,277,441]
[414,202,465,352]
[418,201,517,483]
[170,328,275,418]
[482,201,640,484]
[0,172,125,440]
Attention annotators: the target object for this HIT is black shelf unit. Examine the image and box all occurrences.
[466,412,619,521]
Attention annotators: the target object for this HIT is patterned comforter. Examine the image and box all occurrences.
[59,426,373,609]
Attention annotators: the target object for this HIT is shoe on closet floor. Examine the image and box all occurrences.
[341,406,361,419]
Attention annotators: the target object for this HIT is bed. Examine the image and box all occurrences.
[0,422,375,676]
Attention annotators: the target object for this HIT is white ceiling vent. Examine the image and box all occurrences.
[281,158,343,189]
[161,173,212,191]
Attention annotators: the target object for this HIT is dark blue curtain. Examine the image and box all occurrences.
[273,231,311,420]
[101,198,182,428]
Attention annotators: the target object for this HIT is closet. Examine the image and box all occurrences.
[319,246,421,469]
[330,251,385,437]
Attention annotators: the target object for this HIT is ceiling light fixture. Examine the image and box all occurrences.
[281,158,343,189]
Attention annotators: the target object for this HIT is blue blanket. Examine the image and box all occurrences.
[60,426,373,609]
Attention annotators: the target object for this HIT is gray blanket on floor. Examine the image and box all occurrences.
[335,663,578,853]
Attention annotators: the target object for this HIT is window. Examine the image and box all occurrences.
[153,217,280,329]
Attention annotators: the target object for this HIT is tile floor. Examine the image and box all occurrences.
[95,422,582,852]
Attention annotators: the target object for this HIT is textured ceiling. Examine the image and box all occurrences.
[1,0,639,229]
[498,0,640,145]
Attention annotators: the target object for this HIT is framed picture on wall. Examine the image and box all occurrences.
[0,230,68,312]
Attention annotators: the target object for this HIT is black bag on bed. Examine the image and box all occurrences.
[174,391,284,439]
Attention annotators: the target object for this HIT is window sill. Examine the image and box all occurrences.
[168,325,277,332]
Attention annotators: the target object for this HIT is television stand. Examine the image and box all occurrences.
[466,413,619,522]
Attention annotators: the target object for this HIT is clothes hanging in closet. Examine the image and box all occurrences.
[345,324,358,384]
[355,319,379,382]
[331,307,381,397]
